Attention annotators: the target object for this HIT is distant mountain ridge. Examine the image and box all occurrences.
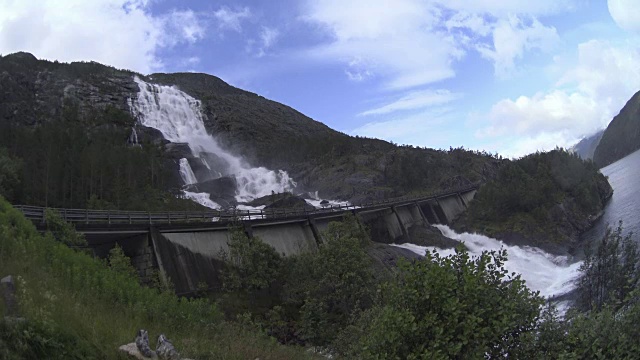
[571,129,604,160]
[593,90,640,167]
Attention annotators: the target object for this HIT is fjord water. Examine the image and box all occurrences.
[128,77,297,208]
[581,148,640,245]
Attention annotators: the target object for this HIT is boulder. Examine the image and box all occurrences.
[156,334,180,360]
[164,143,192,160]
[120,330,193,360]
[186,158,212,183]
[136,125,168,146]
[264,193,315,212]
[184,177,238,207]
[245,192,316,212]
[366,243,421,281]
[198,152,231,176]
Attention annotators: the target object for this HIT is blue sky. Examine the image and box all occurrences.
[1,0,639,157]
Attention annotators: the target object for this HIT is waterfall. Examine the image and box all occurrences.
[129,127,139,146]
[128,76,297,207]
[179,158,198,185]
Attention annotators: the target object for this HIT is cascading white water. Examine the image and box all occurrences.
[179,158,198,185]
[182,191,221,209]
[394,225,583,301]
[128,76,297,207]
[129,127,139,145]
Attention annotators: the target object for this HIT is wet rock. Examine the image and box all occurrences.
[366,243,421,281]
[184,177,238,208]
[136,126,168,146]
[260,193,315,212]
[198,152,231,176]
[186,158,211,183]
[407,225,463,250]
[164,143,192,160]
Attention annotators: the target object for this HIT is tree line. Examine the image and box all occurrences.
[0,104,201,211]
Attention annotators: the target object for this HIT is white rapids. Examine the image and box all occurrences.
[394,225,583,302]
[128,76,297,209]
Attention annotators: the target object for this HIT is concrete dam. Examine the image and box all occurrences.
[17,186,477,295]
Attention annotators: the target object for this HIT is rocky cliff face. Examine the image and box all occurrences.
[593,90,640,167]
[0,52,136,126]
[0,52,498,204]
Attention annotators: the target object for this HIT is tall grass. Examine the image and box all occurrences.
[0,197,314,359]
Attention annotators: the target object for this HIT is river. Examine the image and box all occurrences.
[395,148,640,307]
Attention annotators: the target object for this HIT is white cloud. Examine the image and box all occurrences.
[437,0,576,17]
[476,16,559,77]
[608,0,640,33]
[213,6,251,32]
[480,91,601,138]
[360,89,461,116]
[352,108,457,149]
[301,0,569,89]
[0,0,206,73]
[260,27,279,49]
[164,10,205,45]
[302,0,460,89]
[245,26,281,58]
[479,39,640,155]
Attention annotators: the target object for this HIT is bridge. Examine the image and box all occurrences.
[15,184,479,295]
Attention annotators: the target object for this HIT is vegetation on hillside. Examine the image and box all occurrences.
[455,149,612,253]
[0,196,313,359]
[1,52,504,207]
[0,105,202,211]
[2,194,640,358]
[216,210,640,359]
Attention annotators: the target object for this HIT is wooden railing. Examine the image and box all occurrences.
[14,183,480,226]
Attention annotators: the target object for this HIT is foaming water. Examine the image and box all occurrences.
[128,76,296,207]
[394,225,583,299]
[182,191,221,209]
[179,158,198,185]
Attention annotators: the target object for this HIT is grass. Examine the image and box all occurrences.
[0,197,315,359]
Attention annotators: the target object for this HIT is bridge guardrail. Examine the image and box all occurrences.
[14,183,480,226]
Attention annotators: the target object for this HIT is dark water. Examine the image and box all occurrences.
[582,148,640,245]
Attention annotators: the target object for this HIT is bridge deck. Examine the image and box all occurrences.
[14,184,479,229]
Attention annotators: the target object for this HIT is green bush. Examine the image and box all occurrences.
[286,215,375,345]
[44,208,87,247]
[576,221,639,311]
[338,247,543,359]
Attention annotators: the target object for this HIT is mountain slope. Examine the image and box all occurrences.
[0,52,500,207]
[593,90,640,167]
[571,129,604,160]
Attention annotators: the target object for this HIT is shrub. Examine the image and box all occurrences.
[340,247,543,359]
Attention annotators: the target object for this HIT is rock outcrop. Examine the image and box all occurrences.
[593,90,640,167]
[184,177,238,208]
[246,192,316,212]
